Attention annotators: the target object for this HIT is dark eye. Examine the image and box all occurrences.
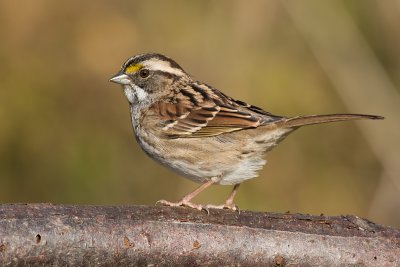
[139,69,150,78]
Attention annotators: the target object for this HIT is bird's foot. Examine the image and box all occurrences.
[156,199,207,212]
[205,203,239,212]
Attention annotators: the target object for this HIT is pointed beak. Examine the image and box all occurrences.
[109,72,131,85]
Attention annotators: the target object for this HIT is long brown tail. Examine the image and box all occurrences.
[279,114,384,128]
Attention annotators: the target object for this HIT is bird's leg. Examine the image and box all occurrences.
[225,183,240,208]
[157,180,214,211]
[206,183,241,211]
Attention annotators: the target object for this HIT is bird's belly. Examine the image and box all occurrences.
[136,133,222,183]
[135,126,293,185]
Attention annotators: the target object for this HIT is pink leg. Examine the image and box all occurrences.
[225,183,240,206]
[206,184,241,211]
[157,180,214,210]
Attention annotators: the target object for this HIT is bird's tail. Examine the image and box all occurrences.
[278,114,384,128]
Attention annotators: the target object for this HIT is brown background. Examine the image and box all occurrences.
[0,1,399,227]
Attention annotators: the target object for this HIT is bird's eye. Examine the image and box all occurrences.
[139,69,150,78]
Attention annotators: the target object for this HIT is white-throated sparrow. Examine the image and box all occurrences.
[110,53,383,211]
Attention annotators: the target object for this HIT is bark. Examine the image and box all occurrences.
[0,204,398,266]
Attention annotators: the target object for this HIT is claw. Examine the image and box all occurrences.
[201,206,210,215]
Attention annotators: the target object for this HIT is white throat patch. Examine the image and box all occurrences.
[124,85,148,103]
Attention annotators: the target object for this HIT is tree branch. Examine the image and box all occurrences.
[0,204,398,266]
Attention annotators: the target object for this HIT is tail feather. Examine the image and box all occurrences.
[279,114,384,128]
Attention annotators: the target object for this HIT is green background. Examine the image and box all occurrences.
[1,1,399,227]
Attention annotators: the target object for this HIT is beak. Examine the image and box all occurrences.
[109,72,131,85]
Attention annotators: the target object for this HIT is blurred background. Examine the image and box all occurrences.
[0,1,399,227]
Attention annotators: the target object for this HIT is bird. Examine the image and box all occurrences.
[109,53,383,211]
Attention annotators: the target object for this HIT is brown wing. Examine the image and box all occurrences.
[154,83,264,138]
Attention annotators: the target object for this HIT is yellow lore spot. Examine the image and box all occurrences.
[125,63,142,74]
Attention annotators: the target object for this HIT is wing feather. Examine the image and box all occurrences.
[154,83,265,138]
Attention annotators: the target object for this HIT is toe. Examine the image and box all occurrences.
[181,201,203,211]
[225,203,239,211]
[157,199,207,212]
[156,199,182,207]
[205,204,224,210]
[205,203,239,212]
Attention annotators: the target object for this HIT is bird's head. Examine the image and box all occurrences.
[110,53,189,105]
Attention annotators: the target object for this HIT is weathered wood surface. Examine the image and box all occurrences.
[0,204,398,266]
